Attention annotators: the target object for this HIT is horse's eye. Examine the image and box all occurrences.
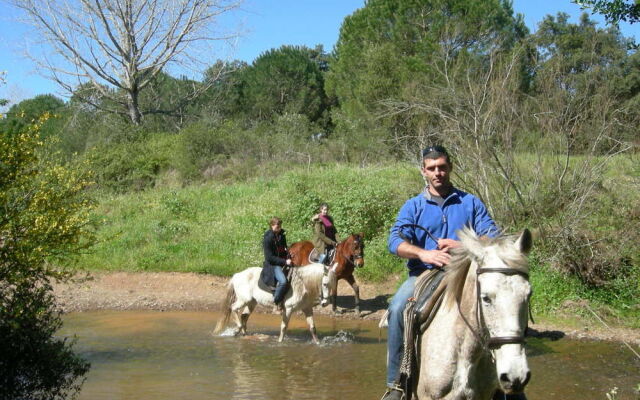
[481,295,492,304]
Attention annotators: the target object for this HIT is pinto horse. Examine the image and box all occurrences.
[213,263,337,344]
[289,233,365,314]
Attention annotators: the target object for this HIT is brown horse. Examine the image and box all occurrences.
[289,233,365,314]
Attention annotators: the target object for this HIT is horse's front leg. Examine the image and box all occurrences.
[302,307,319,344]
[330,283,339,314]
[278,307,292,342]
[345,275,361,315]
[240,301,256,335]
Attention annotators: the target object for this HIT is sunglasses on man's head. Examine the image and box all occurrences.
[422,145,448,157]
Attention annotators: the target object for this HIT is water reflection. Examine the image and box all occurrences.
[60,311,639,400]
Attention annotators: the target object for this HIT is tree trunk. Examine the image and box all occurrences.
[127,90,142,125]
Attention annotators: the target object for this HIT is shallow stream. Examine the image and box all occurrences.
[60,310,640,400]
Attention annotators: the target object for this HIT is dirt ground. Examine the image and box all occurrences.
[52,271,640,346]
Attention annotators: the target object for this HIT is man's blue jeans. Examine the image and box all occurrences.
[386,275,417,387]
[273,266,287,304]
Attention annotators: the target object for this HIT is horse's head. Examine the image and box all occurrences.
[459,228,533,394]
[343,233,365,268]
[320,265,337,307]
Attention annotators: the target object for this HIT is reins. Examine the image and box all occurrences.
[398,223,534,351]
[397,223,439,244]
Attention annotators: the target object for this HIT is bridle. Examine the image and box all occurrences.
[475,267,531,350]
[336,235,364,266]
[397,223,532,351]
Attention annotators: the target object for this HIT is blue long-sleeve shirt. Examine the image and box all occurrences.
[388,187,500,276]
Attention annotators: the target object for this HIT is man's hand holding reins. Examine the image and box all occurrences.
[437,238,461,253]
[397,241,452,268]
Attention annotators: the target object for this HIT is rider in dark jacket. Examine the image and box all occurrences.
[262,217,291,306]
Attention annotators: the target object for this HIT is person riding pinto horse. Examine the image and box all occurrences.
[262,217,292,309]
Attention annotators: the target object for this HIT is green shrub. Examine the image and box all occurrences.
[1,115,92,399]
[83,133,178,192]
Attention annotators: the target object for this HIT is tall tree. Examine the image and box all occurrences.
[325,0,528,141]
[10,0,242,125]
[239,45,329,124]
[1,94,67,138]
[574,0,640,24]
[530,12,634,150]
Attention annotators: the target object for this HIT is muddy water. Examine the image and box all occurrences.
[61,311,639,400]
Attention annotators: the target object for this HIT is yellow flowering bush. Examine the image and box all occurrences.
[1,115,94,399]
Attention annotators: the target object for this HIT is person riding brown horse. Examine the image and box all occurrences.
[311,203,338,265]
[289,233,365,314]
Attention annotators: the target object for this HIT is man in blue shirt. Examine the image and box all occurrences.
[382,145,500,400]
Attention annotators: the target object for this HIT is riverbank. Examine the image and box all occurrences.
[53,271,640,346]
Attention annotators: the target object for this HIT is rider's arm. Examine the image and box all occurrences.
[388,199,418,255]
[389,197,451,267]
[314,221,337,246]
[472,197,501,238]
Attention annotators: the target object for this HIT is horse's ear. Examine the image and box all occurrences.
[515,229,532,254]
[359,232,365,239]
[458,227,484,261]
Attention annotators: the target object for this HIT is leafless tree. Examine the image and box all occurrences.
[10,0,242,124]
[380,36,633,284]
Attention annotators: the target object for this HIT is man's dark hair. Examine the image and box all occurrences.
[422,145,451,164]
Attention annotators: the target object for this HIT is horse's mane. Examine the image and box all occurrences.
[337,233,363,250]
[290,263,326,299]
[442,228,530,309]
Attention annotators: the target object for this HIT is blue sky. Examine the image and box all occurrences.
[1,0,638,105]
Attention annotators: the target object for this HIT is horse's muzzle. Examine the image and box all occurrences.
[500,370,531,394]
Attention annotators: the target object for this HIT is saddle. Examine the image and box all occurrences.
[309,248,335,265]
[259,266,293,293]
[397,268,447,400]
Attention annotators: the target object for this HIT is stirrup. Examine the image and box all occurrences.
[380,385,405,400]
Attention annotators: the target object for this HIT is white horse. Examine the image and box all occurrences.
[383,228,533,400]
[214,263,337,344]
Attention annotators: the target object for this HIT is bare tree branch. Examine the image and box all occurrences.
[10,0,243,124]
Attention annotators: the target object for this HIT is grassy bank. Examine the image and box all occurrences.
[79,164,420,278]
[75,160,639,328]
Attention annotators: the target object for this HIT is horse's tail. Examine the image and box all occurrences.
[214,280,236,334]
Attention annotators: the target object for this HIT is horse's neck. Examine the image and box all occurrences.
[419,261,492,398]
[457,261,483,344]
[435,261,483,353]
[335,238,351,264]
[292,264,323,293]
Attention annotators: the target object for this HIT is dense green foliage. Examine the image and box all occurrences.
[238,46,330,125]
[74,159,638,327]
[76,165,419,278]
[4,1,639,333]
[0,117,93,398]
[575,0,640,24]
